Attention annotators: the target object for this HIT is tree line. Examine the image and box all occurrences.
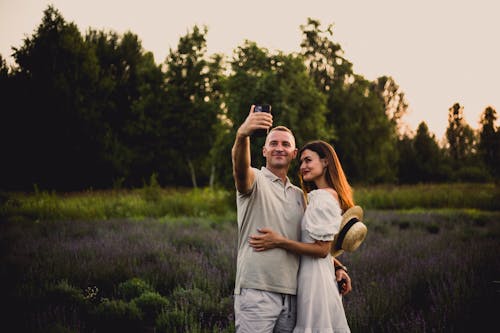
[0,6,499,191]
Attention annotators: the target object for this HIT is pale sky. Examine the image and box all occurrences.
[1,0,499,139]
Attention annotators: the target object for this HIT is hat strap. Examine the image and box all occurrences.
[335,218,360,250]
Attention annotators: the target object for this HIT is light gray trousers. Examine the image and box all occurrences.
[235,288,297,333]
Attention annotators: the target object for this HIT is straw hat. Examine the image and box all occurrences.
[332,205,367,257]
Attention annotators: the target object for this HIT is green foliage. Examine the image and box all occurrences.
[397,122,450,183]
[45,280,88,308]
[354,183,500,210]
[1,184,498,223]
[132,291,170,324]
[0,187,235,221]
[155,308,195,332]
[118,278,155,301]
[446,102,475,165]
[299,19,399,183]
[141,173,162,202]
[330,76,399,183]
[91,299,142,332]
[478,106,500,180]
[224,40,332,180]
[1,7,497,190]
[163,25,225,188]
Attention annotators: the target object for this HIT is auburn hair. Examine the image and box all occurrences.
[299,140,354,212]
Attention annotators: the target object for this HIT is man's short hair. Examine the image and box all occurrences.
[269,126,293,135]
[266,126,296,147]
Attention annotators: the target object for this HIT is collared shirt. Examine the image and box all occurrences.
[234,167,305,295]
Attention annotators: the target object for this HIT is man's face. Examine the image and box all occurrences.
[262,130,298,169]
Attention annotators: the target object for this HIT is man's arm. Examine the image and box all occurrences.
[249,228,353,294]
[232,135,254,194]
[231,105,272,194]
[249,227,332,258]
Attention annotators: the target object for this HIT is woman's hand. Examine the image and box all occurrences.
[335,268,352,296]
[248,227,285,251]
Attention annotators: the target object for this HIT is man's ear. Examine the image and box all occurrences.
[262,146,267,157]
[292,148,298,159]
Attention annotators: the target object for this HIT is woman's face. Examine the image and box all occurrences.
[299,149,326,182]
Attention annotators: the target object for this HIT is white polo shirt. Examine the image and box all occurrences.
[234,167,305,295]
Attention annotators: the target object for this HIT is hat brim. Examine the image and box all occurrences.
[331,206,366,257]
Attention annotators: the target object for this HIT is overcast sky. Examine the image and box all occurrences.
[1,0,499,139]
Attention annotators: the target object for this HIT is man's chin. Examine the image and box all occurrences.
[268,161,289,169]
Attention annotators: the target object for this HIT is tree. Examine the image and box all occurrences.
[9,5,100,190]
[396,134,418,183]
[164,26,224,187]
[300,18,353,94]
[223,40,331,186]
[413,122,445,182]
[478,106,500,180]
[299,19,399,183]
[371,76,409,136]
[445,102,475,166]
[331,75,399,183]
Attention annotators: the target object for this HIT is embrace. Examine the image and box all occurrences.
[232,105,366,332]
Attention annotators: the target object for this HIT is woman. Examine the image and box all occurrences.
[249,140,353,332]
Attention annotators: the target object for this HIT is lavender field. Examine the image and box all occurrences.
[0,187,499,332]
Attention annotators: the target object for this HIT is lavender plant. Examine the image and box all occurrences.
[0,209,498,331]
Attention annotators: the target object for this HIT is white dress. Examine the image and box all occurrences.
[293,189,350,333]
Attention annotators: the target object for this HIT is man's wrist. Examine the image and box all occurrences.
[236,129,250,140]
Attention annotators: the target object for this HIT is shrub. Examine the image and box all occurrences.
[117,278,155,301]
[171,287,234,328]
[91,299,142,332]
[155,308,195,332]
[141,173,162,203]
[426,224,440,234]
[45,280,87,309]
[132,291,170,324]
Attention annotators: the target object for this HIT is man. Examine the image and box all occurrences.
[232,105,351,332]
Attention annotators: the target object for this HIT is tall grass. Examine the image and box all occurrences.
[0,187,236,221]
[0,210,498,332]
[1,183,499,223]
[354,183,500,210]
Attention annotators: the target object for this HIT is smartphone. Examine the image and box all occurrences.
[338,279,346,293]
[253,104,271,137]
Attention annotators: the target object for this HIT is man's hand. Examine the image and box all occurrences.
[335,268,352,296]
[248,227,283,251]
[237,105,273,138]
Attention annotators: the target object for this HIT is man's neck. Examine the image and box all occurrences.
[266,165,289,183]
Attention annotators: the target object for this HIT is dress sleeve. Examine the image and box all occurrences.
[305,191,342,241]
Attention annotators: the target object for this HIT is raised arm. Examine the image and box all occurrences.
[231,105,273,194]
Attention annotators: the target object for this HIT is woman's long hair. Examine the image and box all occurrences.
[299,140,354,212]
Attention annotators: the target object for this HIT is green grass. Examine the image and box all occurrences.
[1,183,498,222]
[0,187,236,222]
[354,183,500,210]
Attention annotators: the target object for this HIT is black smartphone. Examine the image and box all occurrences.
[338,279,346,293]
[253,104,271,137]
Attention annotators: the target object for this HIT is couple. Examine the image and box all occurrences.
[232,105,355,332]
